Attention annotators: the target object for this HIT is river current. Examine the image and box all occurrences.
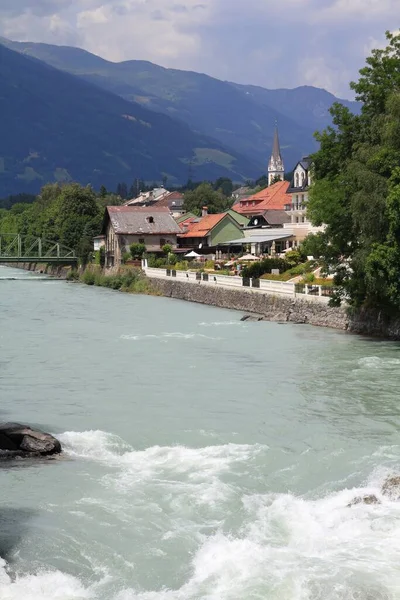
[1,265,400,599]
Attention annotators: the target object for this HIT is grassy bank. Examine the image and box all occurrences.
[68,266,158,295]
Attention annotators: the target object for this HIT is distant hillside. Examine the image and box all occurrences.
[1,39,361,171]
[0,43,259,197]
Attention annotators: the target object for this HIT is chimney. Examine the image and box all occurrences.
[202,206,208,217]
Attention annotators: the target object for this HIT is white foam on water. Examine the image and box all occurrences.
[5,433,400,599]
[0,559,92,600]
[120,332,220,341]
[198,321,243,327]
[60,431,263,504]
[357,356,400,369]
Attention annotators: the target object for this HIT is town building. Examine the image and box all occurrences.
[124,187,170,207]
[152,191,185,217]
[93,235,105,251]
[103,206,181,266]
[283,157,323,244]
[178,207,246,250]
[232,179,291,225]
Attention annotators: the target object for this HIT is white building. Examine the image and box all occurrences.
[283,157,323,245]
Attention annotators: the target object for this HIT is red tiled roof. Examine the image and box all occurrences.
[179,213,227,238]
[233,180,291,214]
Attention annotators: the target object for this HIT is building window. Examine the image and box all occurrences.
[139,238,145,244]
[146,216,154,224]
[295,173,299,187]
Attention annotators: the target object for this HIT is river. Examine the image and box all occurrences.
[1,265,400,599]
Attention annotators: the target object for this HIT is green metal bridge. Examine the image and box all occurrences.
[0,234,78,265]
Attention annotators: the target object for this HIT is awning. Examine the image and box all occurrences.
[220,233,293,245]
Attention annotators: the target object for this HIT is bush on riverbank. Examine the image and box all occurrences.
[80,267,156,294]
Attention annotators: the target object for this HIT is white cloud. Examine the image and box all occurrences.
[0,0,399,97]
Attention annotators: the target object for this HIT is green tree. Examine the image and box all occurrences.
[183,182,230,215]
[162,244,172,256]
[130,242,146,259]
[213,177,233,197]
[307,30,400,311]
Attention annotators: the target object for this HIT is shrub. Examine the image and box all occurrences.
[122,252,131,264]
[204,259,215,269]
[82,270,96,285]
[130,243,146,259]
[242,258,290,279]
[162,244,172,256]
[284,250,302,267]
[66,269,79,281]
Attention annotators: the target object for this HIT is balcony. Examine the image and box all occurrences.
[284,203,307,212]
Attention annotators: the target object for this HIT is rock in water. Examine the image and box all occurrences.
[0,423,61,457]
[382,476,400,500]
[348,494,380,507]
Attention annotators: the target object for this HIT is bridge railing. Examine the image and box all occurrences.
[0,234,77,263]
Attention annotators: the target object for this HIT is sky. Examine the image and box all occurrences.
[0,0,398,99]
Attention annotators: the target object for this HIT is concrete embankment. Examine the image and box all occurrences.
[147,277,349,330]
[0,263,71,278]
[147,277,400,339]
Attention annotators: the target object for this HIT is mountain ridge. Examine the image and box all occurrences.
[0,42,260,197]
[1,38,361,172]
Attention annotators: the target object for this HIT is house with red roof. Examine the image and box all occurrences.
[232,180,291,228]
[178,207,245,250]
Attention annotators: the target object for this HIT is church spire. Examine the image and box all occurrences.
[268,123,285,185]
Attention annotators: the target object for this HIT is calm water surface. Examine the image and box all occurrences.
[1,265,400,599]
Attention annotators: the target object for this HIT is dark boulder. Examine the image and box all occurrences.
[0,423,61,458]
[240,314,263,322]
[382,476,400,500]
[348,494,380,507]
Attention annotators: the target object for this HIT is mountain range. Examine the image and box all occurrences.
[0,38,360,197]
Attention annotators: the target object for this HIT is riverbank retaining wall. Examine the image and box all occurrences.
[147,277,400,339]
[0,262,71,278]
[147,277,349,330]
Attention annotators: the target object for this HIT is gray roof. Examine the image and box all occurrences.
[271,125,282,162]
[105,206,181,235]
[220,233,293,245]
[249,210,290,226]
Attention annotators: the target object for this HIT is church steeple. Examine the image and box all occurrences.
[268,123,285,185]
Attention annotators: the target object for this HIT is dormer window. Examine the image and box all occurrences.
[146,216,154,224]
[295,173,299,187]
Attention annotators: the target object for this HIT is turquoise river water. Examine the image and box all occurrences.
[1,265,400,599]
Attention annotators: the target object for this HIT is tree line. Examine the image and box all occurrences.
[307,30,400,314]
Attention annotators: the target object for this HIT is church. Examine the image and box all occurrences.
[229,125,323,253]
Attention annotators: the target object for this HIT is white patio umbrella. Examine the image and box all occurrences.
[238,253,260,261]
[185,250,202,258]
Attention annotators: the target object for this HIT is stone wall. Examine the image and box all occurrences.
[0,262,72,279]
[148,277,349,330]
[147,277,400,339]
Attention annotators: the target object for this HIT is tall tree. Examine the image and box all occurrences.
[308,30,400,311]
[183,183,231,215]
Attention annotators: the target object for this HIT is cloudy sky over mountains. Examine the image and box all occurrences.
[0,0,398,98]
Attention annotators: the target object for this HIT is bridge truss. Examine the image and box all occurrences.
[0,234,78,264]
